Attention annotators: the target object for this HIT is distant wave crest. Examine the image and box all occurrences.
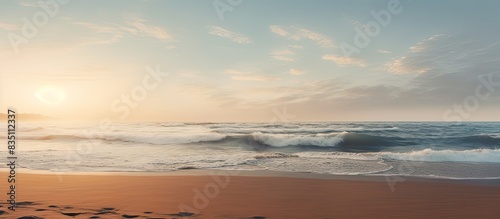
[380,148,500,163]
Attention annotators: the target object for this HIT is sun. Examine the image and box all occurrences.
[35,85,66,105]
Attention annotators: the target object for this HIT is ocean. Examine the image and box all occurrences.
[3,122,500,179]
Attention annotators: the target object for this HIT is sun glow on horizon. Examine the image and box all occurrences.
[35,85,67,105]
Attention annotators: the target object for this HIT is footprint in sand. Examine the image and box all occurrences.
[17,217,44,219]
[121,214,140,218]
[16,201,37,206]
[169,212,195,217]
[60,212,83,217]
[96,207,118,215]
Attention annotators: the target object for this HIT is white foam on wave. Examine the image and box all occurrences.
[380,148,500,163]
[251,131,347,147]
[103,132,227,145]
[214,127,337,134]
[254,156,392,175]
[295,151,380,161]
[212,126,399,134]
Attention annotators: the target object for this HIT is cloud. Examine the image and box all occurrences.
[66,18,174,49]
[181,34,500,120]
[231,75,279,81]
[270,49,296,62]
[289,68,305,75]
[0,22,18,31]
[385,57,430,74]
[68,22,127,47]
[208,26,252,44]
[377,49,392,54]
[0,17,175,56]
[269,25,336,48]
[385,34,448,74]
[126,18,172,41]
[19,1,38,7]
[322,54,366,67]
[409,34,443,53]
[231,35,499,112]
[269,25,290,37]
[296,28,336,48]
[224,69,278,82]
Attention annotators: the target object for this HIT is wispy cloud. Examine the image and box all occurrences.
[385,34,446,74]
[385,57,430,74]
[19,1,38,7]
[296,28,336,48]
[322,54,366,67]
[386,33,500,76]
[208,26,252,44]
[68,18,174,49]
[289,68,305,75]
[126,18,172,41]
[409,34,443,52]
[0,22,18,31]
[224,69,278,81]
[269,25,336,48]
[70,21,127,47]
[270,49,296,62]
[377,49,392,54]
[269,25,290,37]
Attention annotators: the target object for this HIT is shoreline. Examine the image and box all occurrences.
[2,167,500,185]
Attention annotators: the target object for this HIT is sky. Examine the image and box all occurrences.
[1,0,500,122]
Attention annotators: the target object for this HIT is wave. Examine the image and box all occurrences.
[380,148,500,163]
[211,126,399,134]
[105,133,227,145]
[442,135,500,148]
[213,127,338,134]
[12,126,500,152]
[251,132,346,147]
[14,131,403,149]
[451,135,500,142]
[19,133,227,145]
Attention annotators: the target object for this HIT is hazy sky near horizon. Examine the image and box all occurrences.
[1,0,500,122]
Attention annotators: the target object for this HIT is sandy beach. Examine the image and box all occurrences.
[1,170,499,219]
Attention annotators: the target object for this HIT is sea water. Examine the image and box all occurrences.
[1,122,500,179]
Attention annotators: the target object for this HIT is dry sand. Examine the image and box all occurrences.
[2,170,500,219]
